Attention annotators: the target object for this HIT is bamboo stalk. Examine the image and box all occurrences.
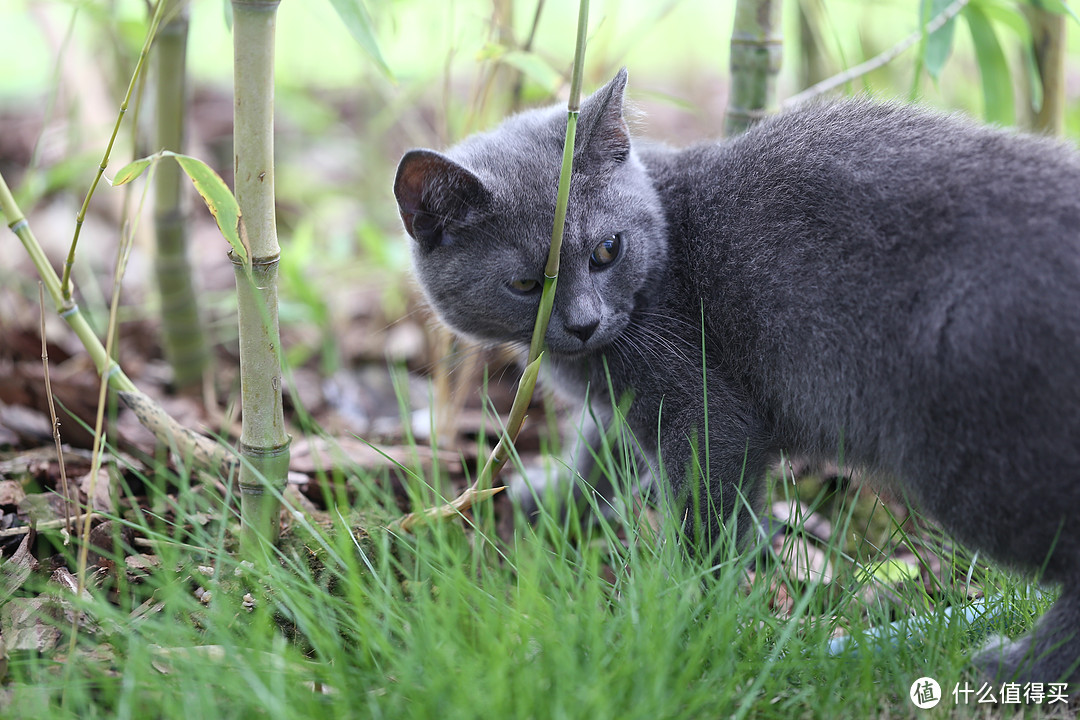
[1022,3,1065,135]
[527,0,589,363]
[155,0,209,389]
[231,0,290,553]
[725,0,783,137]
[1,171,133,393]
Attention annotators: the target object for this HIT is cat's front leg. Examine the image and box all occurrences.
[512,402,655,521]
[655,393,773,556]
[567,402,658,518]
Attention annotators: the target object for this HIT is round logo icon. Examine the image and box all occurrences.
[909,677,942,709]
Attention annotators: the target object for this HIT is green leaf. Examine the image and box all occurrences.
[111,152,244,262]
[170,152,247,265]
[964,4,1015,125]
[857,558,921,585]
[324,0,391,78]
[1021,36,1044,114]
[499,50,565,96]
[922,0,958,80]
[976,0,1033,43]
[111,157,154,186]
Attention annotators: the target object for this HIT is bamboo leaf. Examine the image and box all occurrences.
[976,0,1033,43]
[922,0,958,80]
[964,4,1014,125]
[170,153,247,264]
[114,151,246,262]
[111,157,154,186]
[324,0,391,77]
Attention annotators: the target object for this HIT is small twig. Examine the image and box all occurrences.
[391,486,507,533]
[71,50,155,654]
[39,282,74,533]
[133,536,213,554]
[784,0,970,108]
[392,356,541,532]
[0,513,99,539]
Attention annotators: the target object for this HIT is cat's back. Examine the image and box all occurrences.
[645,98,1080,312]
[639,99,1080,469]
[658,99,1080,249]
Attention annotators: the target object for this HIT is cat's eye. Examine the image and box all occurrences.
[509,278,540,294]
[590,233,622,269]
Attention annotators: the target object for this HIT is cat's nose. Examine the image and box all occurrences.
[567,319,600,343]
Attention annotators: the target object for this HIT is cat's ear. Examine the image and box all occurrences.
[576,67,631,165]
[394,149,491,248]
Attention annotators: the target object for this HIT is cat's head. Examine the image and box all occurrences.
[393,69,667,358]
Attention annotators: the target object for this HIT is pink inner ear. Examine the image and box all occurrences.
[394,150,443,239]
[394,149,490,242]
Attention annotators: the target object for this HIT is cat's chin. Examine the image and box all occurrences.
[548,348,591,362]
[545,342,610,364]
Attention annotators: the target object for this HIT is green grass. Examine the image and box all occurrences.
[2,413,1065,720]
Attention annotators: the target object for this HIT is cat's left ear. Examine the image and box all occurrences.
[576,67,631,166]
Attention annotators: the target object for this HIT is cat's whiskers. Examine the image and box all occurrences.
[622,317,698,369]
[633,309,702,340]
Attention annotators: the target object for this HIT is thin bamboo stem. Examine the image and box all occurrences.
[528,0,589,362]
[39,283,74,533]
[61,0,167,300]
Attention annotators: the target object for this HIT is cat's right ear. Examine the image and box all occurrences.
[576,67,631,166]
[394,149,490,248]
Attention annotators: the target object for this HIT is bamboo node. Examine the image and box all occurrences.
[237,438,292,458]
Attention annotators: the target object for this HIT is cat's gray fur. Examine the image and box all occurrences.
[394,69,1080,688]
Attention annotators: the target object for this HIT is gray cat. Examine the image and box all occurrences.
[393,69,1080,688]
